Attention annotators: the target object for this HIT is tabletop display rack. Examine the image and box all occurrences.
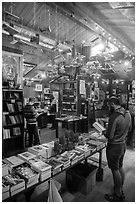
[2,88,24,157]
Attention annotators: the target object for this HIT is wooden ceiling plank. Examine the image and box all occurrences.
[73,2,134,53]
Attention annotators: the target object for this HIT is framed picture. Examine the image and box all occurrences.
[2,50,23,88]
[35,84,42,92]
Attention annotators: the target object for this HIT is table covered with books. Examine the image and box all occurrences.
[55,115,88,138]
[2,128,107,201]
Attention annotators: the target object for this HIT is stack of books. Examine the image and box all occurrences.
[30,158,52,181]
[75,145,91,157]
[46,158,63,175]
[2,160,9,176]
[2,177,10,201]
[42,141,55,158]
[4,156,24,168]
[17,151,36,163]
[61,151,79,166]
[53,155,70,170]
[71,149,85,161]
[28,145,48,159]
[13,163,39,188]
[87,140,106,151]
[3,172,25,196]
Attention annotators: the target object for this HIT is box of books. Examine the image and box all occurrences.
[12,163,39,188]
[2,178,10,201]
[2,160,9,176]
[31,160,52,181]
[28,145,48,158]
[3,172,25,196]
[4,156,24,169]
[17,151,36,162]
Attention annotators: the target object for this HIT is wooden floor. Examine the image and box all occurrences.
[16,127,135,202]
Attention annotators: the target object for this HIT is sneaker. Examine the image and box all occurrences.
[105,193,125,202]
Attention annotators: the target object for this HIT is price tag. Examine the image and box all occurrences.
[11,99,15,103]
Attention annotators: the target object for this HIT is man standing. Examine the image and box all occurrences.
[104,96,131,202]
[23,97,40,147]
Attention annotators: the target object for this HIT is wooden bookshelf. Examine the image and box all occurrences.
[2,89,24,157]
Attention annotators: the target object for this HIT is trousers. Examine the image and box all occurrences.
[27,123,40,147]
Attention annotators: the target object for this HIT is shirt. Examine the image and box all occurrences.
[105,107,131,144]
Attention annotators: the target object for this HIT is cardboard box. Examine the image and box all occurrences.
[66,163,97,195]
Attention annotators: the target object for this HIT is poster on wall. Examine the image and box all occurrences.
[35,84,42,92]
[2,52,22,88]
[80,80,86,95]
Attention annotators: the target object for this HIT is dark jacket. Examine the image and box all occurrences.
[105,107,131,144]
[23,104,38,124]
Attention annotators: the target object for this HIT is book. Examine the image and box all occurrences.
[18,151,36,162]
[7,103,14,112]
[4,156,24,167]
[93,122,106,133]
[28,145,48,158]
[3,172,25,195]
[3,128,10,139]
[18,115,23,123]
[2,160,9,176]
[13,127,21,136]
[13,163,39,184]
[31,161,52,173]
[14,115,20,124]
[9,115,16,124]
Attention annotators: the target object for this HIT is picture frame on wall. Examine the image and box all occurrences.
[35,84,42,92]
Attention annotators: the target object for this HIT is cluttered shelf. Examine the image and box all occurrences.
[2,130,107,202]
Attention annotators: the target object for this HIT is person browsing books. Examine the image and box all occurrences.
[23,97,40,147]
[104,96,131,202]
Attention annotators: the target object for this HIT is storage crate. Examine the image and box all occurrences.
[66,162,97,195]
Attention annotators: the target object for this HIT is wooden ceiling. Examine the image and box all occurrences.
[2,2,135,80]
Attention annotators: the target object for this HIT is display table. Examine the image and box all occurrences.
[55,116,88,138]
[3,132,107,202]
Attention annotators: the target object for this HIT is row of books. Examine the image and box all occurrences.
[3,127,21,139]
[5,102,23,113]
[3,114,23,126]
[3,92,22,100]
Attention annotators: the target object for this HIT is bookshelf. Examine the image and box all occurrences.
[44,88,51,109]
[2,89,24,157]
[61,81,77,116]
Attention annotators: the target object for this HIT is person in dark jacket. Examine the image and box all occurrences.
[23,97,40,147]
[104,96,131,202]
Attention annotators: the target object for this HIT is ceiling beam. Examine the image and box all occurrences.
[73,2,134,53]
